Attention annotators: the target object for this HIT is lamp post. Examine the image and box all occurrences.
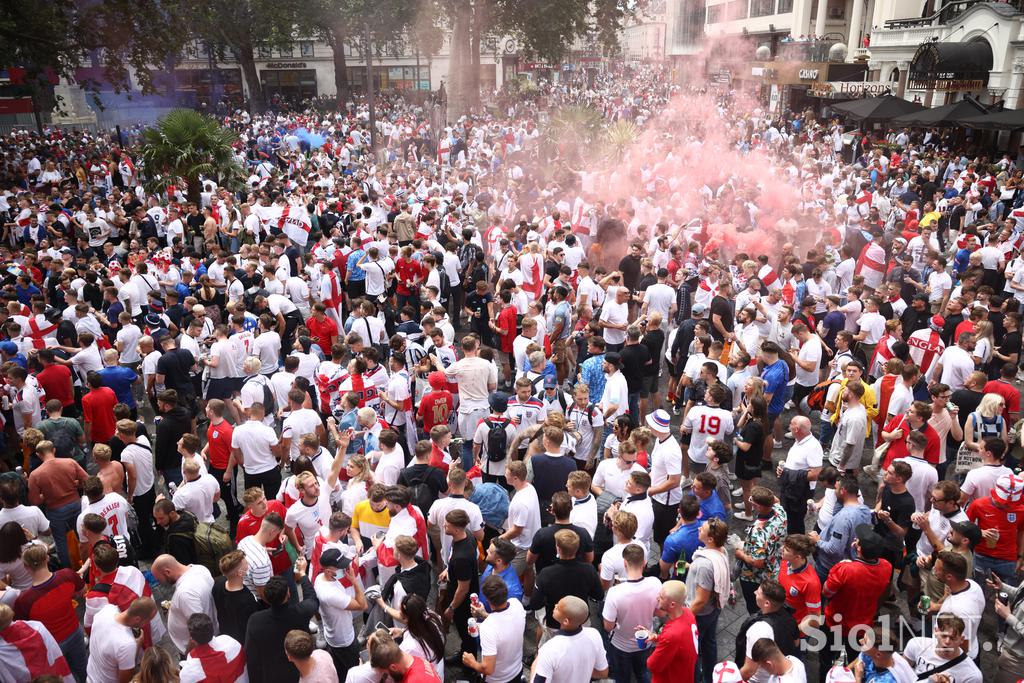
[364,18,377,153]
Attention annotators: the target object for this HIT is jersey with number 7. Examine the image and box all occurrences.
[681,405,734,465]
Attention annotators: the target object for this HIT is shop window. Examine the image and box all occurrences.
[278,45,294,58]
[300,41,314,57]
[257,45,272,59]
[706,4,722,22]
[778,0,794,12]
[827,0,844,18]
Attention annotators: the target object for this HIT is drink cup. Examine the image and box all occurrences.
[635,628,650,649]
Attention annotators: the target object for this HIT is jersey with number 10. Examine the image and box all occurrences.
[682,405,734,464]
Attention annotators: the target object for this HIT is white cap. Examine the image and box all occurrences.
[826,666,857,683]
[713,662,744,683]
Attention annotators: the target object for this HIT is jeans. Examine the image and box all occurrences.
[45,500,81,568]
[974,552,1017,584]
[61,626,88,682]
[740,579,759,614]
[695,609,721,683]
[628,392,641,427]
[608,642,652,683]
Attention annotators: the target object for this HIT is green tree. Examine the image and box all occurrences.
[139,109,243,206]
[303,0,419,107]
[192,0,301,113]
[0,0,188,94]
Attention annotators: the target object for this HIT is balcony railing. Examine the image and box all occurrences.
[777,37,843,61]
[883,0,1022,28]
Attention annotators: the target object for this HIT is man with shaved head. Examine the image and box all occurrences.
[149,554,217,655]
[647,580,698,683]
[531,595,609,682]
[777,414,823,534]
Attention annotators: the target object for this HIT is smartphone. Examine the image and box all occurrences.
[375,621,388,631]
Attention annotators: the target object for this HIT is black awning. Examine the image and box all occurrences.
[909,41,992,90]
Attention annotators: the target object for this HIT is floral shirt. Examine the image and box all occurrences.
[739,503,788,584]
[580,353,607,404]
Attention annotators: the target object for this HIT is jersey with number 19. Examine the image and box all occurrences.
[682,405,734,464]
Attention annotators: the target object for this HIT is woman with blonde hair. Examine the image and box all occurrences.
[964,392,1009,452]
[132,646,179,683]
[972,320,995,369]
[340,453,373,517]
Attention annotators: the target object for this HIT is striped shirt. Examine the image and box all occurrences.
[237,536,273,596]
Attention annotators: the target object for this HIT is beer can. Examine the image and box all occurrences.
[999,591,1010,604]
[918,596,931,613]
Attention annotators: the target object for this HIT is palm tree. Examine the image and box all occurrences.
[139,109,243,205]
[603,119,639,164]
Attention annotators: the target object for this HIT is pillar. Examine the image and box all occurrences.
[815,0,828,37]
[847,0,865,60]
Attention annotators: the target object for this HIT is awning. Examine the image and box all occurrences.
[829,95,925,122]
[957,108,1024,131]
[908,41,993,91]
[890,96,991,127]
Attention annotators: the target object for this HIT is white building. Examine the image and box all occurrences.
[621,1,669,62]
[666,0,707,60]
[868,1,1024,108]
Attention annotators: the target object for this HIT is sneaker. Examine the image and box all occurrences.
[732,486,744,497]
[672,404,682,415]
[733,511,754,522]
[773,438,785,450]
[784,431,794,439]
[308,619,319,635]
[680,477,694,489]
[784,400,795,410]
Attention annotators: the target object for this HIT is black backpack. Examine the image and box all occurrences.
[437,269,451,304]
[484,418,508,462]
[406,467,440,513]
[245,376,276,415]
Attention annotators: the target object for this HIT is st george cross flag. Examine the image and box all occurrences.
[251,202,312,247]
[0,619,74,682]
[84,565,168,647]
[179,635,249,683]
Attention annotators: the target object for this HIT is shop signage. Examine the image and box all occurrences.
[798,68,819,79]
[713,69,732,85]
[810,81,892,98]
[264,62,307,69]
[906,76,985,92]
[751,66,777,78]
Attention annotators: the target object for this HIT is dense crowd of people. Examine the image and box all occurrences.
[0,63,1021,683]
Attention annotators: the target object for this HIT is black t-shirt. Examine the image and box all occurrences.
[641,329,665,377]
[998,329,1021,363]
[618,255,642,290]
[186,214,204,236]
[738,420,765,466]
[464,291,493,328]
[398,464,449,501]
[950,389,984,431]
[709,296,734,339]
[529,522,595,574]
[212,575,260,643]
[447,534,480,600]
[875,488,915,552]
[156,349,196,391]
[619,343,651,392]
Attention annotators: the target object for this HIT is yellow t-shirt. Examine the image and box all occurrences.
[351,499,391,541]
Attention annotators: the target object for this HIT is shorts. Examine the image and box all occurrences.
[640,374,659,397]
[511,546,529,576]
[348,279,366,300]
[206,377,238,400]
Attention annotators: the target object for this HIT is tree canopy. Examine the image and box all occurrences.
[0,0,188,92]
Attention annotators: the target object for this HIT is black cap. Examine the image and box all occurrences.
[604,352,623,368]
[950,521,983,550]
[854,523,886,560]
[488,391,509,413]
[319,548,352,570]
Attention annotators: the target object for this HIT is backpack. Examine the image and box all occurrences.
[246,375,276,416]
[437,269,451,305]
[484,419,509,463]
[406,467,440,514]
[806,378,840,412]
[470,482,511,528]
[169,512,234,577]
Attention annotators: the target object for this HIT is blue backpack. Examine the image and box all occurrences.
[470,482,511,529]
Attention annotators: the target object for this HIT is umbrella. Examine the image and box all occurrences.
[890,97,990,127]
[957,108,1024,131]
[830,95,926,122]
